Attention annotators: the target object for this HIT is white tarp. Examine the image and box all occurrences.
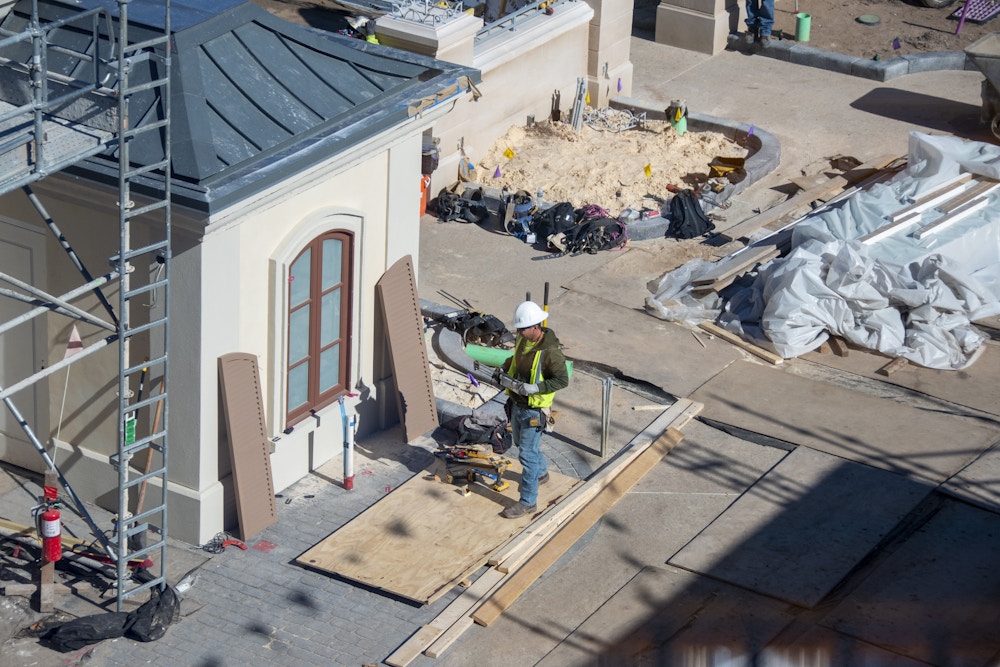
[645,133,1000,370]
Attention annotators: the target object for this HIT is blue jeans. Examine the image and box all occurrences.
[745,0,774,36]
[511,404,547,506]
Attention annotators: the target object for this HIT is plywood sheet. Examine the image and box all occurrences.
[690,360,1000,483]
[803,342,1000,418]
[296,461,579,605]
[761,625,929,666]
[376,255,438,443]
[941,440,1000,512]
[537,565,796,667]
[669,446,929,608]
[218,353,277,541]
[823,499,1000,666]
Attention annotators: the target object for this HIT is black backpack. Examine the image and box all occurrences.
[532,202,577,240]
[456,414,512,454]
[667,189,715,239]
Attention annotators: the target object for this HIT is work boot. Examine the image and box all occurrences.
[743,28,757,47]
[538,472,550,486]
[501,501,536,519]
[757,33,773,47]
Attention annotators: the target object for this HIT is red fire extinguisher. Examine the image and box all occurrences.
[40,505,62,563]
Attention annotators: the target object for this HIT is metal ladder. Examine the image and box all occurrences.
[106,0,172,610]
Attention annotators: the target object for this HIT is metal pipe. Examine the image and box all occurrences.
[0,271,118,334]
[0,388,115,560]
[600,376,613,458]
[0,334,116,402]
[23,185,119,325]
[0,271,116,331]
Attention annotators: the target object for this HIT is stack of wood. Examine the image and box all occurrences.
[691,154,907,297]
[385,399,703,666]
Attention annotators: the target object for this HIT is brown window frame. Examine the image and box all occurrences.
[285,230,353,427]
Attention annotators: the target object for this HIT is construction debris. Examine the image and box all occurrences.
[646,133,1000,370]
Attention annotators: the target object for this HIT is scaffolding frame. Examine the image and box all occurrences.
[0,0,171,611]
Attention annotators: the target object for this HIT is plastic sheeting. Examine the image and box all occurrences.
[645,133,1000,370]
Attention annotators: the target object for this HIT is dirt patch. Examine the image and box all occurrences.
[475,118,745,213]
[763,0,998,61]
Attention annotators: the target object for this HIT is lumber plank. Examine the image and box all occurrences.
[878,357,909,376]
[935,178,998,213]
[488,399,699,569]
[423,569,510,658]
[913,195,992,240]
[407,402,704,660]
[472,427,686,627]
[828,336,849,358]
[386,626,441,667]
[385,567,508,666]
[692,245,782,285]
[698,322,784,365]
[860,211,921,244]
[887,172,973,221]
[721,154,901,242]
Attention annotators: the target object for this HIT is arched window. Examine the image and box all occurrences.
[286,231,353,426]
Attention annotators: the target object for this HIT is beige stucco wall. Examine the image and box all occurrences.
[655,0,742,55]
[433,2,595,192]
[0,99,455,545]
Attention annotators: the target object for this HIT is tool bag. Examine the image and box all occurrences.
[667,188,715,239]
[550,213,628,254]
[532,201,577,241]
[456,413,512,454]
[435,186,489,224]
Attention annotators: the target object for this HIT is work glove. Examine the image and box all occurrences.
[498,373,539,396]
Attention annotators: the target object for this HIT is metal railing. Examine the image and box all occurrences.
[476,0,571,43]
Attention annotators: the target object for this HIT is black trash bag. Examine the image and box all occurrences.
[40,586,181,652]
[667,189,715,239]
[41,612,134,652]
[129,586,180,643]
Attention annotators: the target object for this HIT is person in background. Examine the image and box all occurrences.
[745,0,775,46]
[494,301,570,519]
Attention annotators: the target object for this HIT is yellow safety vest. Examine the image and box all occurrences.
[507,339,556,408]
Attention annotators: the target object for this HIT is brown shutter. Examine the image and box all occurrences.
[218,352,278,540]
[375,255,438,442]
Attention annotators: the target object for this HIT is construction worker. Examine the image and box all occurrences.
[494,301,570,519]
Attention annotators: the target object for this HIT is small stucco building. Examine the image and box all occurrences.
[0,0,479,544]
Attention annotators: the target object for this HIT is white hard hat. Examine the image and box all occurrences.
[512,301,546,329]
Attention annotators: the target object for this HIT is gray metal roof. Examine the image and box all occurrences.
[5,0,480,213]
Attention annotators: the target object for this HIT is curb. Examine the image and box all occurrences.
[724,33,974,82]
[608,97,782,240]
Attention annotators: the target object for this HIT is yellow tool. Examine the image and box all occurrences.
[438,444,511,492]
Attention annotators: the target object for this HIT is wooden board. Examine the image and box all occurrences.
[296,461,578,605]
[690,360,1000,483]
[720,154,902,242]
[218,352,277,541]
[384,401,702,665]
[472,427,685,626]
[375,255,438,443]
[698,322,784,365]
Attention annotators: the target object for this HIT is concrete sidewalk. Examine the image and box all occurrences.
[4,36,1000,667]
